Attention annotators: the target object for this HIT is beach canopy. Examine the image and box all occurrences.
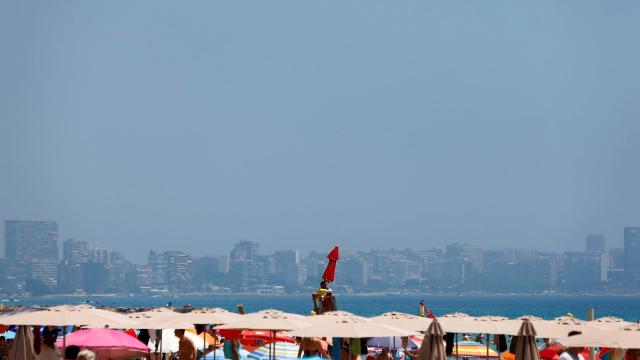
[55,328,149,360]
[0,305,139,328]
[178,307,240,325]
[290,314,412,338]
[216,309,310,331]
[514,320,541,360]
[419,319,446,360]
[369,312,431,332]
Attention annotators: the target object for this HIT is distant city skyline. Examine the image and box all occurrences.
[2,219,639,297]
[0,218,636,263]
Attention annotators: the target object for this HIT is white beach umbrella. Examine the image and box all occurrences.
[179,307,240,325]
[290,314,412,338]
[127,307,196,329]
[0,305,139,328]
[215,309,309,331]
[438,313,512,334]
[369,312,432,333]
[515,318,598,339]
[560,323,640,349]
[590,316,633,330]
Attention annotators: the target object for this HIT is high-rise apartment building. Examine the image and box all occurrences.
[274,250,301,287]
[165,251,193,291]
[586,234,606,254]
[4,220,59,290]
[5,220,59,264]
[148,250,168,290]
[230,241,259,261]
[63,239,89,264]
[624,227,640,283]
[145,250,192,292]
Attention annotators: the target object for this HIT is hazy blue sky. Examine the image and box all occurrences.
[1,1,639,262]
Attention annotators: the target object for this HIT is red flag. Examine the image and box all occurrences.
[322,246,339,282]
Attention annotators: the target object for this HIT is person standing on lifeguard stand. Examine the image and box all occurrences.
[418,300,436,319]
[313,246,339,314]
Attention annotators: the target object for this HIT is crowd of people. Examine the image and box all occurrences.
[0,324,639,360]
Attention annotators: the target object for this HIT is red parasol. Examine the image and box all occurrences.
[539,345,562,360]
[217,329,295,351]
[322,246,339,282]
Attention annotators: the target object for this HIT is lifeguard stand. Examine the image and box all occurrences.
[312,293,337,314]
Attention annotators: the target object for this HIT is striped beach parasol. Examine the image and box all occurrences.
[247,342,300,360]
[451,341,499,358]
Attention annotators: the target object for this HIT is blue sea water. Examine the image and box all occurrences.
[11,294,640,321]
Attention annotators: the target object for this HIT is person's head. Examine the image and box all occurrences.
[0,336,5,345]
[195,324,206,335]
[77,349,96,360]
[381,347,390,355]
[320,281,327,289]
[174,329,185,339]
[420,300,424,305]
[509,336,518,354]
[64,345,81,360]
[42,327,59,347]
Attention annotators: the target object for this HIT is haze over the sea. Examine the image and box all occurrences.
[1,1,639,261]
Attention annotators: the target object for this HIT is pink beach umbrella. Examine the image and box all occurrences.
[56,328,149,360]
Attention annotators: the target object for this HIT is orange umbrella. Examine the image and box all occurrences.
[186,328,219,346]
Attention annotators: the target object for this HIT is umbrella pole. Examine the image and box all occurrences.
[213,326,217,360]
[201,325,206,360]
[273,330,277,360]
[393,337,396,360]
[486,334,489,358]
[63,326,67,359]
[455,333,459,360]
[269,331,273,360]
[587,308,595,360]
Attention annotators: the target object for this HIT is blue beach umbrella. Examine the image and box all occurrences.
[248,342,300,360]
[204,348,251,360]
